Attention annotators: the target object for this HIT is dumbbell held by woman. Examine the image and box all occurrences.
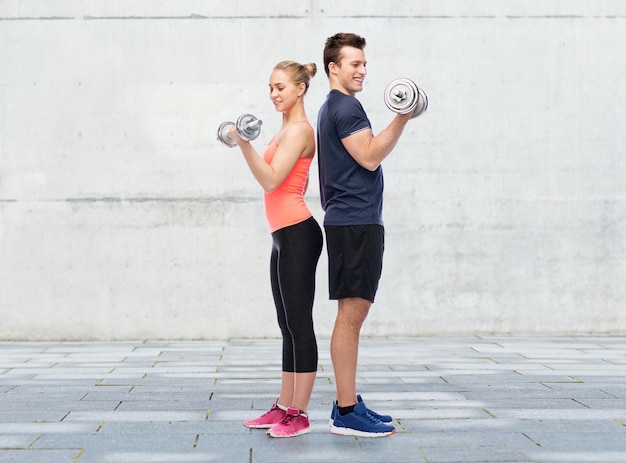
[217,113,263,147]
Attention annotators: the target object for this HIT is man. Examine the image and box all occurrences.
[317,33,413,437]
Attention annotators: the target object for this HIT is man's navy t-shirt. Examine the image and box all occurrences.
[317,90,384,227]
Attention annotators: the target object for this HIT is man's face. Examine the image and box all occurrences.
[330,46,367,96]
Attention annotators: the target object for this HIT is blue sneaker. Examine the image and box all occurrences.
[329,397,394,425]
[357,395,393,424]
[330,402,396,437]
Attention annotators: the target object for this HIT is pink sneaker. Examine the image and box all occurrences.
[243,403,286,429]
[267,408,311,438]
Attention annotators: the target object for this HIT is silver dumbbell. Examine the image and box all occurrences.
[384,78,428,119]
[217,113,263,147]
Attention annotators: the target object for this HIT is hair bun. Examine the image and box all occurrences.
[304,63,318,78]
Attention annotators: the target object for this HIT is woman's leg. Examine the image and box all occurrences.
[273,218,323,411]
[270,241,295,408]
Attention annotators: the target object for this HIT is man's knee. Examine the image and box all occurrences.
[338,297,371,326]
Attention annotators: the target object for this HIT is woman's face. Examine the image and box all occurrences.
[269,69,302,113]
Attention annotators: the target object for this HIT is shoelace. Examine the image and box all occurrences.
[362,410,385,425]
[279,411,305,425]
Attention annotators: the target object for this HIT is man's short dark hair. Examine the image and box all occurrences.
[323,32,367,76]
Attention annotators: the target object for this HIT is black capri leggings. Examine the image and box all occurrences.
[270,216,323,373]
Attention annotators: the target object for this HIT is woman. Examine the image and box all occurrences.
[229,61,323,438]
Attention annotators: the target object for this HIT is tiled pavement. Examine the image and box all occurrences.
[1,337,626,463]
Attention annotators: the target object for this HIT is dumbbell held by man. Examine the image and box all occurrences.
[384,78,428,119]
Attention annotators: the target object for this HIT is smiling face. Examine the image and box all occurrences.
[328,46,367,96]
[268,69,305,113]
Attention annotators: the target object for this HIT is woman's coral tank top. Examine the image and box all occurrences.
[262,121,315,233]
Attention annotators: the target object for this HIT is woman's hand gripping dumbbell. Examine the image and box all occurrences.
[216,113,263,147]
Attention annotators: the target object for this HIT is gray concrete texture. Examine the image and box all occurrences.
[1,337,626,462]
[1,1,626,340]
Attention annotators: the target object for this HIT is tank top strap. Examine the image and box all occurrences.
[272,120,314,144]
[292,119,315,136]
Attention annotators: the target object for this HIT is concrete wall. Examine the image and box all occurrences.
[1,1,625,340]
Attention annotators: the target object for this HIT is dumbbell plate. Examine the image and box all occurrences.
[217,121,237,148]
[384,78,419,114]
[411,87,428,119]
[236,113,263,141]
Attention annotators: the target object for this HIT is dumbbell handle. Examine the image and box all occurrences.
[243,119,263,130]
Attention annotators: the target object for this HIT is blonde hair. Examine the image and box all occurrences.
[274,61,317,94]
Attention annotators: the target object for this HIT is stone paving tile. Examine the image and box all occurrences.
[482,407,626,420]
[1,411,73,423]
[418,445,533,463]
[2,337,626,462]
[0,449,85,463]
[411,417,626,433]
[1,399,122,413]
[31,432,197,454]
[524,431,626,451]
[0,435,36,448]
[575,398,626,409]
[404,429,538,449]
[463,384,621,401]
[525,451,626,463]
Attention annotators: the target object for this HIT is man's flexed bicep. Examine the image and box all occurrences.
[342,112,411,171]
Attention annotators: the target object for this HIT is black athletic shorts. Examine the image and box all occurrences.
[324,224,385,303]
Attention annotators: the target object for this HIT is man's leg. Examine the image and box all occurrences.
[331,296,371,407]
